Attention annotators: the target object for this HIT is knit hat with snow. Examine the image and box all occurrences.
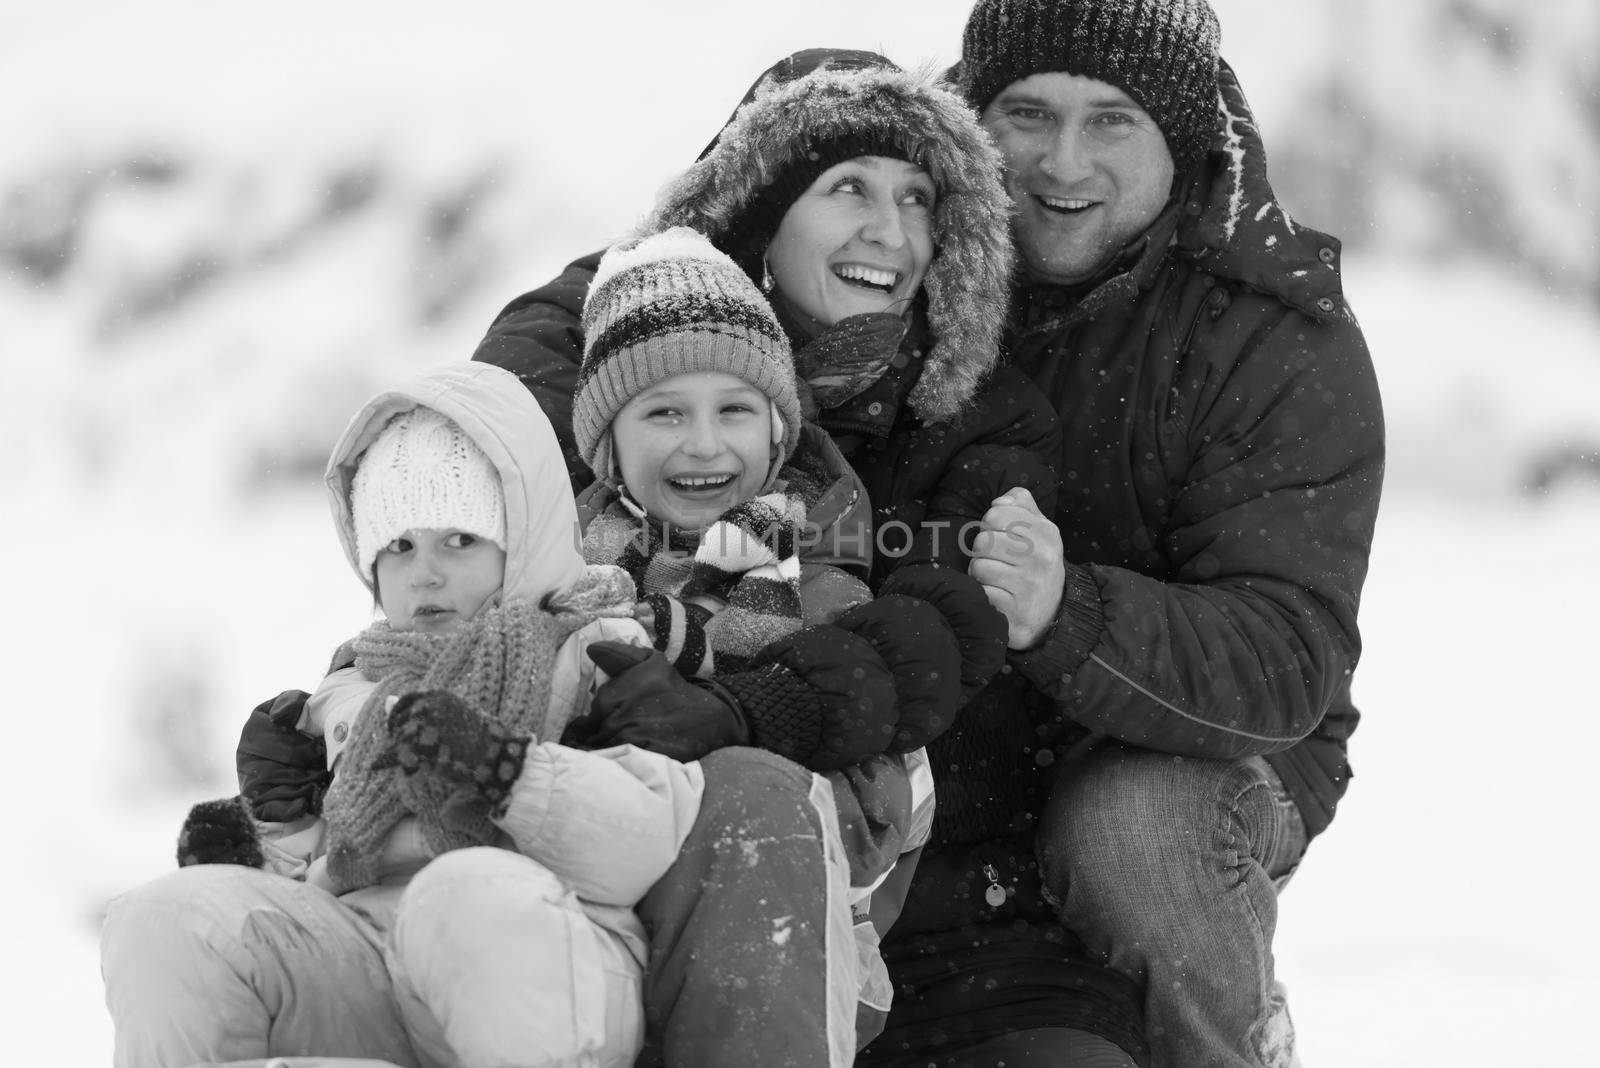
[350,407,506,578]
[574,226,802,484]
[957,0,1222,175]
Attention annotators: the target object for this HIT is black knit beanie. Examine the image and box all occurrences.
[728,130,919,278]
[957,0,1222,175]
[713,50,924,277]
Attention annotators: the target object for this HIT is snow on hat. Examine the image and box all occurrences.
[574,226,801,483]
[350,406,505,578]
[958,0,1222,174]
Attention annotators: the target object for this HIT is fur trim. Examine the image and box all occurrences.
[640,64,1015,425]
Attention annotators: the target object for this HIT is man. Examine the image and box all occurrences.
[906,2,1384,1066]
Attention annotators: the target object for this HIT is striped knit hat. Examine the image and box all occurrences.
[957,0,1222,175]
[574,226,802,484]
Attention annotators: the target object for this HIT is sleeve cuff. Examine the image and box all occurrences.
[1013,562,1105,689]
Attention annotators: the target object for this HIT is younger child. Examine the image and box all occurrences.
[155,361,716,1068]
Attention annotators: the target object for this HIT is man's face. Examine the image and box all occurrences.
[980,71,1175,287]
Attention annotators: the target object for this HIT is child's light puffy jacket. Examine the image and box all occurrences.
[267,361,707,964]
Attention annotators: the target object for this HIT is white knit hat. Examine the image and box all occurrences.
[350,406,506,578]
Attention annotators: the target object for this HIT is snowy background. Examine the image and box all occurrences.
[4,0,1597,1063]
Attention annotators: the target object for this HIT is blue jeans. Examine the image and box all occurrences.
[1036,749,1308,1068]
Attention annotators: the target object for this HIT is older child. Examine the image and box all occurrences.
[569,226,1003,1046]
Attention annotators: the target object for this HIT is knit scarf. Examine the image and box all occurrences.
[780,308,909,419]
[584,481,818,678]
[320,566,635,892]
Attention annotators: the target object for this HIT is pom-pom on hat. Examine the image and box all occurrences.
[957,0,1223,175]
[574,226,802,484]
[350,406,506,578]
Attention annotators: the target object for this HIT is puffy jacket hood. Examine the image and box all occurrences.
[1175,59,1349,321]
[641,51,1015,426]
[326,361,586,605]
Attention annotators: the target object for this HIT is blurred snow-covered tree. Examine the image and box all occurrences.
[1271,0,1600,306]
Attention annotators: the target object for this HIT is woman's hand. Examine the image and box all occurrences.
[968,487,1065,650]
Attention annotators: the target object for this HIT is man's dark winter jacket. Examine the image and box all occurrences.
[902,50,1383,935]
[864,61,1382,1067]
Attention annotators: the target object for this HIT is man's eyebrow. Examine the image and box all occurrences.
[993,90,1048,108]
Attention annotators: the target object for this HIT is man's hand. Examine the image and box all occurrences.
[968,486,1066,650]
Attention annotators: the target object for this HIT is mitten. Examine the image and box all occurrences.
[388,690,531,815]
[723,625,900,771]
[176,795,264,868]
[573,642,749,761]
[237,689,332,822]
[641,592,715,677]
[879,564,1009,700]
[833,594,961,753]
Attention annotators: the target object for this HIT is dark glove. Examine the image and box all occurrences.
[724,626,899,771]
[176,796,264,869]
[833,594,961,753]
[237,689,332,822]
[570,642,750,762]
[388,690,531,812]
[880,564,1009,700]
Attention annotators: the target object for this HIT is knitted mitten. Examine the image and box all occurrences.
[388,690,532,816]
[176,795,264,869]
[642,591,715,677]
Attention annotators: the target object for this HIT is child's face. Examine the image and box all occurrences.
[374,529,506,632]
[611,371,774,530]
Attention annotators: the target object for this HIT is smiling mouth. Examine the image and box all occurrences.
[833,263,901,293]
[1037,195,1098,215]
[667,473,735,492]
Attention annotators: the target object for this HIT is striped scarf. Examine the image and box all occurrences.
[584,490,810,677]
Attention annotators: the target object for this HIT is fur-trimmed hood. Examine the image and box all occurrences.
[1176,59,1349,323]
[639,52,1015,426]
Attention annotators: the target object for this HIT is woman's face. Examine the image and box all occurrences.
[765,155,936,327]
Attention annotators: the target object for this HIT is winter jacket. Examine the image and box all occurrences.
[878,60,1383,1051]
[583,418,937,1035]
[281,362,708,962]
[1003,60,1382,841]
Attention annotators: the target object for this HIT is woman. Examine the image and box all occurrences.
[475,50,1148,1066]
